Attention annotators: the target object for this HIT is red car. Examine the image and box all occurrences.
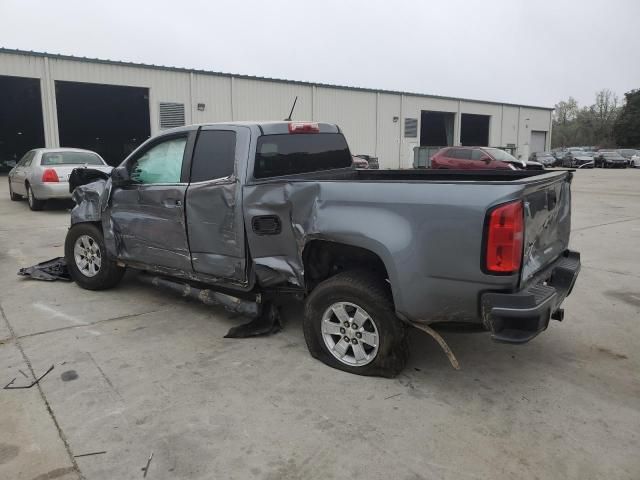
[430,146,527,170]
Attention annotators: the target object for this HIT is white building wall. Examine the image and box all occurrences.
[515,107,554,160]
[233,78,312,121]
[376,93,402,168]
[0,50,553,168]
[501,106,520,147]
[0,53,45,78]
[190,73,232,123]
[315,87,377,157]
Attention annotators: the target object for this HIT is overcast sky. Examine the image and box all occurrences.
[1,0,638,108]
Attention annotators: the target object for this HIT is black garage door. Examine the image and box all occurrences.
[55,81,150,166]
[0,75,45,173]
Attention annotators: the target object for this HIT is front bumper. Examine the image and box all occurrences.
[605,161,626,168]
[481,250,580,344]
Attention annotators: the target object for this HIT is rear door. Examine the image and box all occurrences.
[185,126,249,284]
[530,131,547,155]
[454,148,473,169]
[10,151,35,195]
[469,148,488,168]
[107,132,193,272]
[521,173,572,284]
[440,148,464,168]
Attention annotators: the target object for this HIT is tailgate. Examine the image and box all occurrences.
[521,172,572,284]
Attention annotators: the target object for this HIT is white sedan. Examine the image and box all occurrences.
[8,148,112,210]
[630,152,640,168]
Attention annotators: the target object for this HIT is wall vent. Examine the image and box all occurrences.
[404,118,418,137]
[159,102,185,129]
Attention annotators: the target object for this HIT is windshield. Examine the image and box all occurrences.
[603,152,623,158]
[483,148,520,163]
[254,133,352,178]
[41,151,104,166]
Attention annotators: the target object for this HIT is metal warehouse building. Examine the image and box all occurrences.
[0,48,553,170]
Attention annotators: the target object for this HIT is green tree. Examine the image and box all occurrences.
[592,89,619,146]
[553,97,578,125]
[552,90,621,148]
[613,89,640,147]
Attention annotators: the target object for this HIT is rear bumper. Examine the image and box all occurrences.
[481,250,580,344]
[31,182,71,199]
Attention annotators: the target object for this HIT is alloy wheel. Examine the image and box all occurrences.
[73,235,102,277]
[321,302,379,367]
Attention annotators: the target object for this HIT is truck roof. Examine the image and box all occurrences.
[162,121,341,135]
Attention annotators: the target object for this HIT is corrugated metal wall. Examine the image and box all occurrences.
[0,50,553,168]
[315,87,377,157]
[233,78,312,121]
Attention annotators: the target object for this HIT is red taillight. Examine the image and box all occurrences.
[485,200,524,274]
[41,168,59,183]
[288,122,320,134]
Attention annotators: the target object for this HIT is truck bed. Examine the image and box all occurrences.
[244,167,572,325]
[247,167,564,184]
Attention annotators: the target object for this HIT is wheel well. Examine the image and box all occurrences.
[72,220,102,230]
[303,240,389,291]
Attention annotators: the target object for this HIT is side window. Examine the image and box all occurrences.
[450,149,471,160]
[190,130,236,182]
[129,136,187,184]
[24,151,36,166]
[445,148,459,159]
[18,151,34,166]
[471,149,485,160]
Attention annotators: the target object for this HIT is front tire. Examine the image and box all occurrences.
[26,183,45,210]
[65,223,125,290]
[303,270,408,377]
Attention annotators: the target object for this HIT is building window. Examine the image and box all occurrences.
[159,102,185,129]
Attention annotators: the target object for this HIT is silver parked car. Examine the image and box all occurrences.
[8,148,112,210]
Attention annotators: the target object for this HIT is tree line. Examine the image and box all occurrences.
[551,88,640,149]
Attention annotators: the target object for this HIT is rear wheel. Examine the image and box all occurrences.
[65,223,125,290]
[303,270,408,377]
[26,183,44,211]
[9,180,21,201]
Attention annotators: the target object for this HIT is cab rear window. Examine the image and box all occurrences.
[254,133,351,178]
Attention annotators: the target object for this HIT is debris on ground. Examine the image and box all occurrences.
[18,257,71,282]
[74,451,107,458]
[141,452,153,478]
[4,365,54,389]
[225,303,282,338]
[411,323,461,370]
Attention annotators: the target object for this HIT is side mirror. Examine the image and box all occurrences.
[481,156,492,163]
[111,165,131,187]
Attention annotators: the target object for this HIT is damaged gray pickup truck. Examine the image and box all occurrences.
[66,121,580,377]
